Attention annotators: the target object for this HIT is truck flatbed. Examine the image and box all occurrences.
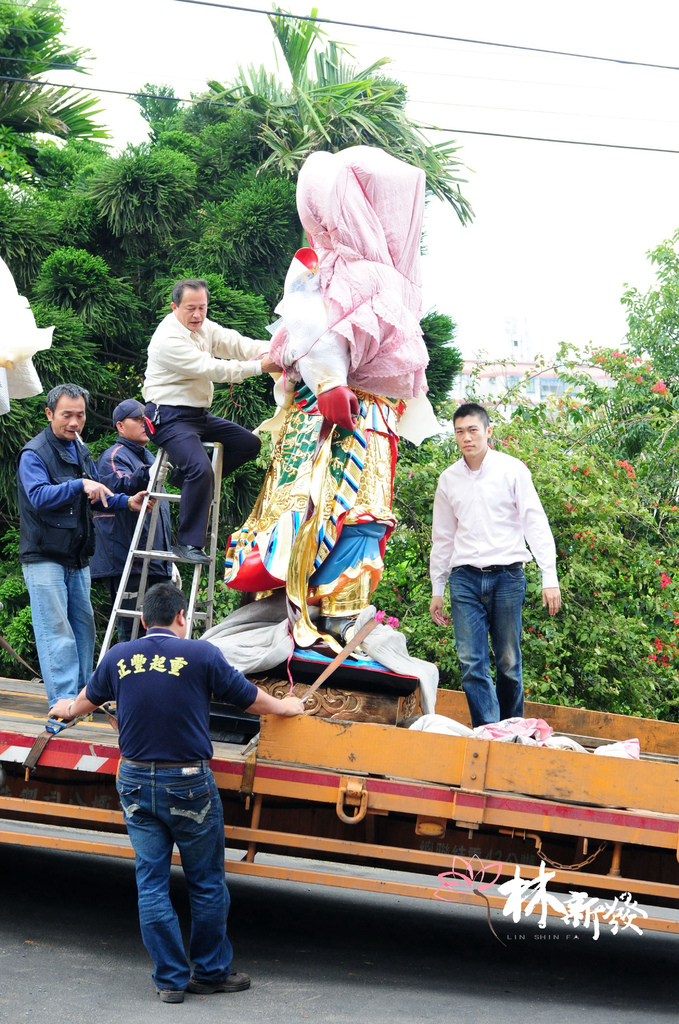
[1,677,678,937]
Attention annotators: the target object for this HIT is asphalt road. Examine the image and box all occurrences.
[1,844,676,1024]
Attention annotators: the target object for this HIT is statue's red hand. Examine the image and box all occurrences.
[317,387,359,431]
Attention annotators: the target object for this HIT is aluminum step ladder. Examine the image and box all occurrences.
[97,442,223,663]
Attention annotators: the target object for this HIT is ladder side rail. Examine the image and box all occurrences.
[97,451,169,662]
[182,442,222,636]
[127,447,170,642]
[204,443,223,633]
[130,487,165,641]
[185,563,204,636]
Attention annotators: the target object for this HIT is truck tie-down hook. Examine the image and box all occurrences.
[336,776,368,825]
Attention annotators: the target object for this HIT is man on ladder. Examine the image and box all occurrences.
[142,278,281,564]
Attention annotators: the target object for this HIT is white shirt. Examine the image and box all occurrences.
[142,313,265,408]
[429,446,559,596]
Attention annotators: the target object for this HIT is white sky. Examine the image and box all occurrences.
[53,0,679,361]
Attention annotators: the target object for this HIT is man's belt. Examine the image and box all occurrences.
[461,562,523,574]
[120,757,205,769]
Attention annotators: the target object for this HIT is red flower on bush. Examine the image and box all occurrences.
[660,573,672,590]
[651,380,668,394]
[617,459,636,480]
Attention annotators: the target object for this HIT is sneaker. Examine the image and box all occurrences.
[157,989,185,1003]
[187,971,251,994]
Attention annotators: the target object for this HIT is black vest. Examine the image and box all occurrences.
[18,427,97,568]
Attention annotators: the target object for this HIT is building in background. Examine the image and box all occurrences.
[453,358,615,411]
[453,316,615,412]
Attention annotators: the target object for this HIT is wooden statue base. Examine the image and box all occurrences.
[252,677,419,726]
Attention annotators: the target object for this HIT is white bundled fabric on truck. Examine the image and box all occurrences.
[202,598,439,715]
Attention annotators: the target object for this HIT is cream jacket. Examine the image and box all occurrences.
[142,312,265,408]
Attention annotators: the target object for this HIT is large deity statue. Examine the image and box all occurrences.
[222,146,439,657]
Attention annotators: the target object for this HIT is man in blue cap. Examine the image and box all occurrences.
[91,399,174,642]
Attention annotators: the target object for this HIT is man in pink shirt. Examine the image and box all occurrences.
[429,403,561,726]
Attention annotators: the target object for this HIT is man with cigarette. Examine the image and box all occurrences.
[18,383,146,712]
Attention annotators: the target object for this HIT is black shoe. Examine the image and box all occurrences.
[172,544,211,565]
[157,989,185,1003]
[187,971,251,994]
[317,614,359,644]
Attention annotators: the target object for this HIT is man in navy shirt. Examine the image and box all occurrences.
[91,398,173,642]
[51,582,305,1004]
[18,384,146,711]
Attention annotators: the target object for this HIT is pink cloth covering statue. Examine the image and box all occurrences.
[270,145,429,402]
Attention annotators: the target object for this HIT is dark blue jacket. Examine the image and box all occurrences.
[18,427,97,568]
[90,436,172,580]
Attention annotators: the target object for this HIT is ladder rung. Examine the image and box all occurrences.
[146,492,181,501]
[113,609,143,618]
[131,549,184,560]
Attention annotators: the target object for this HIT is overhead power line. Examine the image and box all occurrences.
[426,124,679,155]
[0,72,227,107]
[2,73,678,156]
[411,97,679,129]
[0,0,64,10]
[0,53,86,70]
[0,22,68,36]
[168,0,679,73]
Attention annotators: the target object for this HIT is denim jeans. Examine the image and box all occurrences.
[22,561,95,709]
[448,564,527,727]
[117,762,233,992]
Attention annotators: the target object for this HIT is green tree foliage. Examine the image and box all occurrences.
[420,311,463,407]
[623,229,679,386]
[87,145,197,256]
[189,177,301,305]
[0,0,107,181]
[0,187,58,290]
[34,247,143,355]
[200,9,473,223]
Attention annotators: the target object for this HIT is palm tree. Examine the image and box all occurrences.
[201,8,473,224]
[0,0,108,180]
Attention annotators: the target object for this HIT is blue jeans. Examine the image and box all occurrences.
[117,762,233,992]
[448,565,527,727]
[22,561,95,709]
